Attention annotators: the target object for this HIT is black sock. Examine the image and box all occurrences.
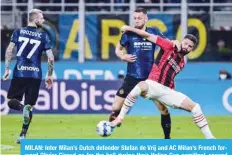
[8,99,24,111]
[161,113,171,139]
[20,111,33,137]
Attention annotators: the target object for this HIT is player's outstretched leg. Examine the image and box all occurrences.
[154,101,171,139]
[110,81,148,127]
[180,98,215,139]
[16,104,33,144]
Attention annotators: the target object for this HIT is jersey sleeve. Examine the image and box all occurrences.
[120,32,129,47]
[10,29,19,44]
[44,33,51,51]
[150,27,166,39]
[156,30,166,38]
[156,36,173,51]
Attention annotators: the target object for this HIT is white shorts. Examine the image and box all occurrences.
[144,80,187,108]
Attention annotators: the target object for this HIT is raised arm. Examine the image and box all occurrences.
[121,25,173,51]
[2,42,15,80]
[121,25,158,43]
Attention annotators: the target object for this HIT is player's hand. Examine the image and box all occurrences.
[172,40,181,52]
[2,69,10,81]
[121,25,130,33]
[45,76,53,89]
[121,54,137,63]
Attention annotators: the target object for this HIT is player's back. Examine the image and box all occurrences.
[148,36,185,89]
[11,26,51,79]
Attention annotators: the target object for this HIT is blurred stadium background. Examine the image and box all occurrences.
[1,0,232,154]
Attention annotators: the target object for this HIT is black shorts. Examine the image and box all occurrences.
[116,75,146,98]
[7,78,41,106]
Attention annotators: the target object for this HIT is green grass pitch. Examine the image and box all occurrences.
[1,114,232,154]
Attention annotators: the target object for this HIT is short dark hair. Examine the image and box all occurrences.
[184,34,198,46]
[134,8,147,15]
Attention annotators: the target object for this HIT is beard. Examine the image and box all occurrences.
[180,48,190,56]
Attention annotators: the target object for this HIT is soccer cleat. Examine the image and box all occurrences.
[15,135,25,144]
[117,123,122,127]
[23,105,31,125]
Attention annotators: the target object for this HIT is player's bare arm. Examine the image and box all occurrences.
[45,49,54,89]
[115,43,137,63]
[122,25,174,51]
[121,25,158,43]
[2,42,15,80]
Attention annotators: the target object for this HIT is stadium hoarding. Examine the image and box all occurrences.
[58,13,212,61]
[1,62,231,80]
[1,14,232,61]
[1,79,232,116]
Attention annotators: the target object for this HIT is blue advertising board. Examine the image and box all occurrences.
[1,62,231,80]
[1,79,231,115]
[21,139,232,155]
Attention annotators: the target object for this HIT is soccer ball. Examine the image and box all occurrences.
[96,120,114,137]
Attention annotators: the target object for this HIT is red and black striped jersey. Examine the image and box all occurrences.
[148,36,185,89]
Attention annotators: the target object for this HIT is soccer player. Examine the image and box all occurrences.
[109,8,181,139]
[110,25,215,139]
[2,9,54,143]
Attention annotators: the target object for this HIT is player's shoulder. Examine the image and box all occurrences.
[146,27,161,34]
[12,28,21,34]
[122,31,133,36]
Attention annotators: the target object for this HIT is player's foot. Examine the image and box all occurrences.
[117,123,122,127]
[109,116,122,127]
[109,117,123,128]
[23,105,31,125]
[15,135,25,144]
[165,136,171,139]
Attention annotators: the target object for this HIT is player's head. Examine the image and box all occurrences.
[133,8,148,29]
[28,9,44,27]
[181,34,198,55]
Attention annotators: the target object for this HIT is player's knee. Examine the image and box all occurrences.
[8,99,15,109]
[7,99,21,110]
[191,103,201,113]
[160,106,169,115]
[137,81,148,94]
[180,97,196,112]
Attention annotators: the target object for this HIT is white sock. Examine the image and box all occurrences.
[192,103,214,139]
[118,85,142,120]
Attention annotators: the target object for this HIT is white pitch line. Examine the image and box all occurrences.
[1,144,14,150]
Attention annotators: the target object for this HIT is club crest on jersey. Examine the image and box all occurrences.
[119,89,124,95]
[17,65,40,72]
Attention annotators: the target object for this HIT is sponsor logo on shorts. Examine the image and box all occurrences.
[17,65,40,72]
